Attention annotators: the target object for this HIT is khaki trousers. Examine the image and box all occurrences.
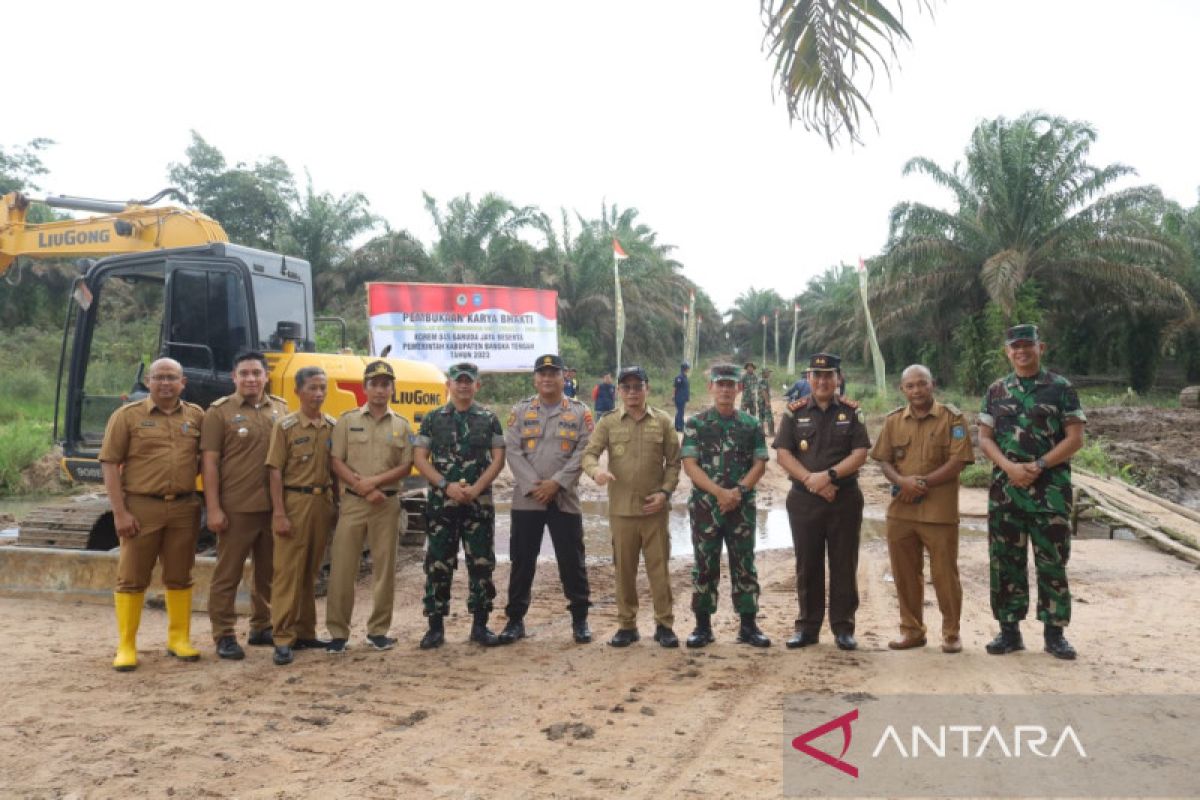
[271,493,333,646]
[886,519,962,638]
[325,493,400,639]
[117,495,200,592]
[610,511,673,629]
[208,510,273,641]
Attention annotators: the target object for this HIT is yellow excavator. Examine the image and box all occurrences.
[1,189,444,549]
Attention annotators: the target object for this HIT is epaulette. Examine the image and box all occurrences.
[183,400,204,412]
[280,414,299,430]
[339,407,360,418]
[944,403,962,416]
[323,413,337,426]
[787,397,811,413]
[838,396,860,410]
[210,396,229,407]
[886,405,904,417]
[269,394,287,404]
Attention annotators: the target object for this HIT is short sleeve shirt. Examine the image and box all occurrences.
[331,406,414,493]
[681,407,768,502]
[265,412,336,489]
[504,396,594,513]
[99,398,204,496]
[772,396,870,487]
[870,401,974,523]
[200,392,288,512]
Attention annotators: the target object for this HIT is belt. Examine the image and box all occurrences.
[129,491,195,501]
[285,485,332,495]
[346,488,399,498]
[790,477,859,491]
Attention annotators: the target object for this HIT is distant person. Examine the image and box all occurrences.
[785,376,811,402]
[201,350,288,660]
[870,364,972,654]
[739,362,760,419]
[978,325,1085,660]
[100,357,205,672]
[593,372,616,416]
[758,367,775,436]
[563,368,578,399]
[673,362,691,432]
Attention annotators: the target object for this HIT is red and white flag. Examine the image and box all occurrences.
[613,238,629,260]
[857,256,866,273]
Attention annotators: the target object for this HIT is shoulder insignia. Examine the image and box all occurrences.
[210,396,229,407]
[838,397,860,410]
[323,413,337,426]
[269,394,287,403]
[339,407,358,418]
[506,408,517,428]
[787,397,811,413]
[886,405,904,417]
[944,403,962,416]
[280,415,298,430]
[583,409,594,432]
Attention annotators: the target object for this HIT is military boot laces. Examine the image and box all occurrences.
[985,622,1025,655]
[736,613,771,648]
[686,613,715,649]
[419,614,445,650]
[1043,624,1077,660]
[470,611,501,647]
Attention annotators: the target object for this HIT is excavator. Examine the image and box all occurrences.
[1,189,444,549]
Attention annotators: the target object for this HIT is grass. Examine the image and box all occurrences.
[958,463,991,488]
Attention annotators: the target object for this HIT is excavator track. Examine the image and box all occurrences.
[16,497,114,550]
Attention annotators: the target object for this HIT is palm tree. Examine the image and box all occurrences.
[422,192,546,284]
[760,0,930,146]
[726,287,785,361]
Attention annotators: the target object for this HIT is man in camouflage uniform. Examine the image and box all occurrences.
[739,362,760,419]
[757,367,775,436]
[978,325,1085,660]
[413,362,507,649]
[680,364,770,648]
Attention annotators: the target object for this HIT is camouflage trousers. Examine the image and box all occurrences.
[688,493,760,615]
[740,395,760,419]
[758,397,774,436]
[423,501,497,617]
[988,509,1071,626]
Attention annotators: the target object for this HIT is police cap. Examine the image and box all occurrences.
[807,353,841,372]
[533,354,565,372]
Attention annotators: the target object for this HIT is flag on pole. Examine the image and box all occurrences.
[773,309,780,368]
[856,256,886,396]
[613,238,627,374]
[613,238,629,260]
[787,303,799,374]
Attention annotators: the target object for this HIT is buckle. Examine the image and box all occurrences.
[163,494,177,501]
[312,487,323,495]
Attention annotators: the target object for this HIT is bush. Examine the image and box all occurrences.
[0,420,52,493]
[959,463,991,488]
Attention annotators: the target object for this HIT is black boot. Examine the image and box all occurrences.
[736,613,771,648]
[985,621,1025,655]
[470,610,500,647]
[498,618,525,645]
[419,614,445,650]
[686,612,715,649]
[571,611,592,644]
[1043,624,1077,660]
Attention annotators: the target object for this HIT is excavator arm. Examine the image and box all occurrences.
[0,189,228,275]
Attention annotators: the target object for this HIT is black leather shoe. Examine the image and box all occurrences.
[419,615,444,650]
[834,632,857,651]
[1043,625,1077,660]
[609,628,640,647]
[498,620,525,645]
[247,627,274,646]
[293,637,330,650]
[785,631,819,649]
[216,635,245,660]
[366,634,397,651]
[986,622,1025,655]
[737,614,771,648]
[470,611,500,647]
[653,625,680,648]
[272,645,293,666]
[572,619,592,644]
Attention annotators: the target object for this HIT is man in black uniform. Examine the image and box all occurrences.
[773,353,870,650]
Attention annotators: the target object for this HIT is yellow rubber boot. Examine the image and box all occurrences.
[112,591,144,672]
[165,588,201,661]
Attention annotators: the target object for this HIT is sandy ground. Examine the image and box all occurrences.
[2,401,1198,798]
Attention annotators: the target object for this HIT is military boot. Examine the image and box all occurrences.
[736,613,771,648]
[985,621,1025,655]
[686,612,715,649]
[1043,624,1077,660]
[419,614,445,650]
[470,610,500,647]
[571,610,592,644]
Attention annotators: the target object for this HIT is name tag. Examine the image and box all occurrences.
[294,436,311,444]
[139,420,157,428]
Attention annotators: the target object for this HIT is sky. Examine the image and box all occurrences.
[7,0,1199,312]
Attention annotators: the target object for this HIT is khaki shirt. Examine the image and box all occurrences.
[331,405,414,493]
[200,392,289,513]
[582,405,680,517]
[265,411,336,490]
[505,395,594,514]
[870,400,974,523]
[99,397,204,496]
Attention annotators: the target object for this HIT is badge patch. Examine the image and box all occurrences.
[524,410,540,420]
[560,440,572,452]
[232,414,246,423]
[562,412,577,422]
[583,410,594,432]
[526,439,537,449]
[614,444,626,456]
[506,411,516,427]
[800,440,809,452]
[837,413,847,421]
[294,436,311,445]
[952,425,965,439]
[139,420,157,427]
[237,427,249,438]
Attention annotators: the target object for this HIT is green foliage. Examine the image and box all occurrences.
[958,463,991,488]
[0,420,51,494]
[0,138,53,194]
[1073,439,1123,480]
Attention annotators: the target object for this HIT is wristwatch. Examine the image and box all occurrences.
[436,477,449,490]
[1035,457,1048,470]
[827,468,839,481]
[735,484,749,496]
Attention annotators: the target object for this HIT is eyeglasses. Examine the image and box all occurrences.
[618,382,646,392]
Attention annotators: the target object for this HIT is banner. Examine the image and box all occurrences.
[367,283,558,371]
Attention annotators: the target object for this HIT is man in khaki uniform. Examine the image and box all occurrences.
[325,360,414,654]
[582,365,681,648]
[870,365,974,654]
[266,366,336,666]
[100,357,205,672]
[202,350,289,660]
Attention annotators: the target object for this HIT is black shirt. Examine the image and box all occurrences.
[772,396,871,487]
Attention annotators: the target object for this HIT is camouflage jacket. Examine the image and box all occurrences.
[979,370,1086,514]
[739,372,759,407]
[415,402,506,508]
[680,407,769,501]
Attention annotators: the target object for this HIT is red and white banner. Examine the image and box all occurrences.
[367,283,558,372]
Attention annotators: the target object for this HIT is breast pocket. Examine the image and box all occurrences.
[992,400,1021,434]
[891,437,912,463]
[609,430,632,458]
[1029,403,1061,436]
[520,424,544,452]
[133,424,170,453]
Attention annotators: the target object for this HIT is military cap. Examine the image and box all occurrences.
[447,361,480,381]
[807,352,841,372]
[363,360,395,381]
[743,361,756,369]
[618,365,648,383]
[1005,324,1040,345]
[708,363,740,383]
[533,353,565,372]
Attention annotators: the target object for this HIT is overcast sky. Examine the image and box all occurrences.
[7,0,1198,311]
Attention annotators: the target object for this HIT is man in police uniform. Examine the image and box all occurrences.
[673,362,691,433]
[870,365,973,654]
[583,365,681,648]
[739,362,760,420]
[499,354,595,644]
[101,357,205,671]
[325,360,414,654]
[202,350,289,660]
[774,353,870,650]
[978,325,1085,660]
[413,362,507,649]
[758,367,775,436]
[265,367,336,666]
[680,364,770,648]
